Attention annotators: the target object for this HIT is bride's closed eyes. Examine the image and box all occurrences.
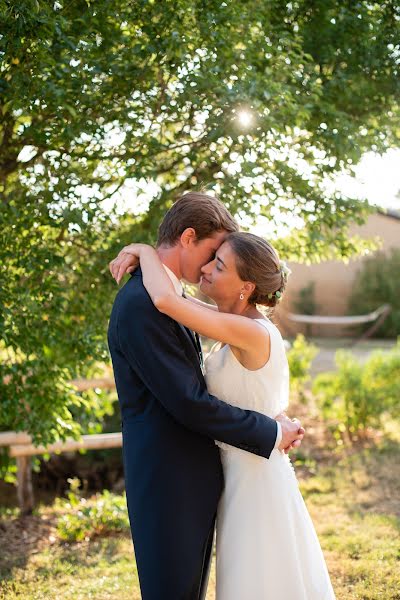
[215,254,226,272]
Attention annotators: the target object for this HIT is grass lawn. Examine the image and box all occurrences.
[1,415,399,600]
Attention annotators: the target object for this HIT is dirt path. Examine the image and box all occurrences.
[308,338,396,376]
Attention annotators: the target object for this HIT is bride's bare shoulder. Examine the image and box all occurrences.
[229,317,271,370]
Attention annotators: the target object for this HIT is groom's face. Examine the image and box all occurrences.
[181,230,228,284]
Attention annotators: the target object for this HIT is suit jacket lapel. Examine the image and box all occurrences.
[181,290,203,366]
[177,322,199,355]
[183,326,203,366]
[176,322,204,376]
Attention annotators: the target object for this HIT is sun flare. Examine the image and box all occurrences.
[237,110,253,127]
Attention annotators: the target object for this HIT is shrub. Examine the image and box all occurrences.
[56,479,129,542]
[287,334,318,401]
[293,282,320,337]
[293,281,319,316]
[348,249,400,338]
[312,340,400,440]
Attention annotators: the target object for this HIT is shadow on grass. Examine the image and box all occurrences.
[35,534,133,576]
[0,513,53,580]
[343,439,400,522]
[0,526,133,589]
[299,436,400,524]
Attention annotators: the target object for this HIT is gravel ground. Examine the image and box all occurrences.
[306,337,397,376]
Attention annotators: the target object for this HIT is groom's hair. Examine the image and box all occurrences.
[157,192,238,247]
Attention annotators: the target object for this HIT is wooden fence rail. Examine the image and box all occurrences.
[1,377,119,515]
[0,432,32,446]
[2,432,122,515]
[8,433,122,458]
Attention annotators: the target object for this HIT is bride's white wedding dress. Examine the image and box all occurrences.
[205,318,336,600]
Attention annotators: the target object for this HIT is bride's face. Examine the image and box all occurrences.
[180,229,227,284]
[200,241,249,303]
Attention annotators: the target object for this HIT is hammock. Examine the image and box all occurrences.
[287,304,391,325]
[285,304,391,343]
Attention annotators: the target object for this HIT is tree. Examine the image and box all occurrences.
[1,0,399,450]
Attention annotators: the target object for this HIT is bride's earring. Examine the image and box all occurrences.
[240,293,244,300]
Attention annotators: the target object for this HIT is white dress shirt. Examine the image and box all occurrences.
[162,264,282,450]
[163,264,183,296]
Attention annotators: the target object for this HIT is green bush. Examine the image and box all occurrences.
[293,282,319,337]
[348,249,400,338]
[313,340,400,440]
[56,479,129,542]
[287,334,318,401]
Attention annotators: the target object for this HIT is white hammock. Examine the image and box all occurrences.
[287,304,391,325]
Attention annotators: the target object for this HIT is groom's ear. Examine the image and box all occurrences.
[180,228,197,248]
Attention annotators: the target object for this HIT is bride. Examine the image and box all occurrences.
[110,231,336,600]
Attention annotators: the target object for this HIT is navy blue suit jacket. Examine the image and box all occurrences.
[107,269,278,598]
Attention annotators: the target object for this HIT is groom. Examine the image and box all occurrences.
[107,192,304,600]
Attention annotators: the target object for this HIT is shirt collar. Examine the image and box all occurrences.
[163,264,183,296]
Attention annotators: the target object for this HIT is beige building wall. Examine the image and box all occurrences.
[275,211,400,337]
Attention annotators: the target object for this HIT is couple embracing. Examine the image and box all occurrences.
[107,192,335,600]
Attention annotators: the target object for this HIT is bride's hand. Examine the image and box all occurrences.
[109,243,144,284]
[275,412,305,454]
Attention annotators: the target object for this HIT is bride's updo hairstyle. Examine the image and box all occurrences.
[225,232,288,308]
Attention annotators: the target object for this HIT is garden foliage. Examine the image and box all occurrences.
[56,478,129,542]
[1,1,399,454]
[313,340,400,439]
[349,249,400,339]
[287,334,318,401]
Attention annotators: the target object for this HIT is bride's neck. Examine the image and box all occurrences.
[216,299,260,319]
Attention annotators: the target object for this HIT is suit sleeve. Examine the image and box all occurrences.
[117,288,278,459]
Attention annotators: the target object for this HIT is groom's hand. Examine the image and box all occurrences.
[275,412,305,454]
